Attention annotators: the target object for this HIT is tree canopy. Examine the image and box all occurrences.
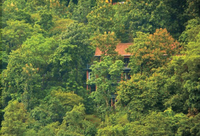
[1,0,200,135]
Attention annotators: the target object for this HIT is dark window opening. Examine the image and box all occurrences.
[124,58,129,67]
[90,84,96,92]
[124,72,131,80]
[94,56,101,62]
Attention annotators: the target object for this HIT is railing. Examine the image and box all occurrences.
[124,63,129,67]
[86,64,91,69]
[86,64,131,71]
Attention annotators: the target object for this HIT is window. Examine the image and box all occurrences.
[124,72,131,80]
[88,72,92,80]
[124,58,130,67]
[90,84,96,92]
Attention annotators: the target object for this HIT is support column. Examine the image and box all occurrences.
[86,71,89,90]
[111,98,113,107]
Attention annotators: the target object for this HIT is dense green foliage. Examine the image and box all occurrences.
[1,0,200,135]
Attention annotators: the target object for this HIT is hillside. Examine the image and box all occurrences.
[1,0,200,135]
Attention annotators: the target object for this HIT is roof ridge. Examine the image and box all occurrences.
[94,43,133,56]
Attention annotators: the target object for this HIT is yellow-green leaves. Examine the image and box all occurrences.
[1,100,30,136]
[128,28,179,75]
[51,89,83,107]
[91,31,119,59]
[2,20,34,53]
[87,2,115,33]
[89,56,124,113]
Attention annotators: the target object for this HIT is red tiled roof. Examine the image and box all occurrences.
[94,43,132,56]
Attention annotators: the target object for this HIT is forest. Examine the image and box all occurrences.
[0,0,200,135]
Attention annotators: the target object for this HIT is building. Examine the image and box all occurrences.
[86,43,133,92]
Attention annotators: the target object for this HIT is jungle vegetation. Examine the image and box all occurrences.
[1,0,200,135]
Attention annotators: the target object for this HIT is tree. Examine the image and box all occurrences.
[1,101,30,136]
[186,0,200,18]
[88,56,124,115]
[111,0,189,40]
[1,34,58,109]
[58,22,94,95]
[161,0,189,38]
[1,0,32,27]
[89,31,123,115]
[161,17,200,114]
[124,0,170,37]
[125,108,187,136]
[51,89,83,111]
[37,122,60,136]
[91,31,119,59]
[165,32,200,113]
[177,113,200,136]
[179,17,200,43]
[71,0,94,23]
[37,10,54,32]
[96,113,128,136]
[49,18,74,37]
[127,28,179,75]
[2,20,36,53]
[48,0,67,16]
[58,104,97,136]
[97,124,125,136]
[87,1,115,33]
[29,89,83,128]
[112,2,133,42]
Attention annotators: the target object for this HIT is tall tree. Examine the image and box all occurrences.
[127,28,179,75]
[1,101,31,136]
[87,1,115,33]
[1,34,58,109]
[37,10,54,32]
[186,0,200,18]
[71,0,94,23]
[59,22,94,95]
[88,56,124,115]
[58,104,97,136]
[179,17,200,43]
[2,20,36,53]
[165,32,200,113]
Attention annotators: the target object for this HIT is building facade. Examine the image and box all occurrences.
[86,43,132,92]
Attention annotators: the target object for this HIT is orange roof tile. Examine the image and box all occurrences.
[94,43,132,56]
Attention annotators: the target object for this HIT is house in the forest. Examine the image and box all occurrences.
[85,43,133,91]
